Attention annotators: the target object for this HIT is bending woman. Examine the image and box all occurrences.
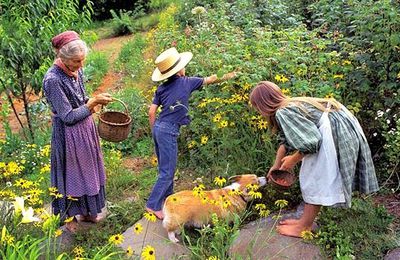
[249,81,379,237]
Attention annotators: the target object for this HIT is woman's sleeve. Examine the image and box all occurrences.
[43,76,91,125]
[275,107,321,154]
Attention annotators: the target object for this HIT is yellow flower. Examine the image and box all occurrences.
[325,93,334,99]
[54,229,63,238]
[14,178,26,187]
[141,245,156,260]
[223,200,231,208]
[54,193,63,199]
[40,164,51,174]
[48,187,58,193]
[255,203,266,210]
[228,188,242,196]
[246,183,259,191]
[274,199,288,208]
[212,113,222,122]
[188,140,197,149]
[109,234,124,245]
[64,216,75,223]
[193,184,205,192]
[219,120,228,128]
[342,60,351,65]
[207,256,220,260]
[150,156,158,166]
[67,195,79,201]
[214,176,226,187]
[201,197,208,204]
[281,88,291,95]
[275,74,289,83]
[126,246,134,256]
[72,246,85,257]
[333,74,344,79]
[144,212,157,222]
[300,230,315,240]
[133,223,143,234]
[259,209,271,217]
[200,135,208,145]
[257,121,268,130]
[248,190,262,199]
[192,190,205,198]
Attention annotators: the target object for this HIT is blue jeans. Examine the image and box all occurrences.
[146,121,180,211]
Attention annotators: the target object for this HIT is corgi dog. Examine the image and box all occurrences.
[162,174,267,242]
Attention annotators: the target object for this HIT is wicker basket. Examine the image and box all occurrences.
[98,98,132,142]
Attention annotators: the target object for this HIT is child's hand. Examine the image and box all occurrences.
[223,71,237,80]
[279,155,297,172]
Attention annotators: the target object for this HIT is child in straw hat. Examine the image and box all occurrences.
[146,47,236,219]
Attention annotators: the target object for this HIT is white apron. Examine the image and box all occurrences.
[299,106,345,206]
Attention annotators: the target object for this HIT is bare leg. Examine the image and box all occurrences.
[277,203,321,237]
[168,231,179,243]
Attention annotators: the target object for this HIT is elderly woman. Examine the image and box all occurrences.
[43,31,112,232]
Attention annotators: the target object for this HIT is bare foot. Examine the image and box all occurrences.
[82,215,101,223]
[146,207,164,220]
[276,222,312,237]
[279,218,300,225]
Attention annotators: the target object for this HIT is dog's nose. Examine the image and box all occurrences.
[258,177,267,186]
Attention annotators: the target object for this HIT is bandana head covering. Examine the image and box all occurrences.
[51,31,80,50]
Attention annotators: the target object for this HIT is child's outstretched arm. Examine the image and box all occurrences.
[149,104,158,129]
[203,71,236,85]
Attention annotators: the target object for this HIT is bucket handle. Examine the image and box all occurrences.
[100,97,129,114]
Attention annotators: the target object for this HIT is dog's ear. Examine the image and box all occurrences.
[228,175,241,183]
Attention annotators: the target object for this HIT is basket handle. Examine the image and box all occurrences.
[100,97,129,114]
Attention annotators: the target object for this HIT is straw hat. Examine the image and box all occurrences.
[152,47,193,82]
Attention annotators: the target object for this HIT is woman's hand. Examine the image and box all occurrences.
[95,93,113,105]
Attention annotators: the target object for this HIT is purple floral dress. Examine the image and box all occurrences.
[43,65,106,219]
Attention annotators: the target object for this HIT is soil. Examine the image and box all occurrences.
[373,193,400,219]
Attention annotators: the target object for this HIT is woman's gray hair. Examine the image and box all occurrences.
[58,39,88,60]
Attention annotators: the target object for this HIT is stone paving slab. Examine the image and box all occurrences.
[119,217,190,260]
[230,217,323,260]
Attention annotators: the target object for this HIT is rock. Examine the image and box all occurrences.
[384,248,400,260]
[119,217,190,259]
[230,204,323,260]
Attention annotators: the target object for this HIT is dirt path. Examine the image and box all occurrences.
[0,34,135,135]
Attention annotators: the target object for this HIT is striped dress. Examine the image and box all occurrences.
[43,65,106,220]
[275,102,379,207]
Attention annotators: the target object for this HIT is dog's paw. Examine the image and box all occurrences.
[168,232,179,243]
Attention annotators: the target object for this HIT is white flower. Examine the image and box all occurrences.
[373,133,377,137]
[6,182,12,187]
[21,207,40,224]
[377,110,384,117]
[191,6,206,15]
[13,197,25,214]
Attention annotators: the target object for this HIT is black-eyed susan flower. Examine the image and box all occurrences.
[141,245,156,260]
[187,140,197,149]
[193,184,205,192]
[171,197,179,203]
[144,212,157,222]
[207,256,220,260]
[214,176,226,187]
[126,246,134,257]
[223,200,231,208]
[228,188,242,196]
[201,197,208,204]
[200,135,208,145]
[248,190,262,199]
[300,230,314,240]
[54,229,63,238]
[133,223,143,234]
[150,156,158,166]
[219,120,228,128]
[212,113,222,122]
[274,199,288,208]
[72,246,84,257]
[193,190,205,198]
[109,234,124,245]
[255,203,266,210]
[246,183,259,191]
[64,216,75,223]
[259,209,271,218]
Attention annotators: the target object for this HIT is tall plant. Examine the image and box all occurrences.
[0,0,92,141]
